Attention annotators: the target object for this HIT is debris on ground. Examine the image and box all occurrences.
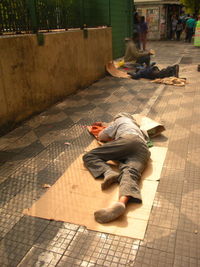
[151,77,187,86]
[42,184,51,189]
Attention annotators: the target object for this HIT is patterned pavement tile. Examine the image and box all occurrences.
[0,209,23,240]
[173,255,200,267]
[175,230,200,259]
[4,216,49,246]
[33,117,74,138]
[149,204,180,230]
[178,181,200,233]
[0,140,45,165]
[34,223,77,254]
[63,227,139,266]
[0,150,19,165]
[1,182,45,212]
[0,124,31,140]
[0,173,30,200]
[18,247,62,267]
[140,225,176,253]
[0,239,31,267]
[0,130,38,152]
[133,246,174,267]
[157,168,185,194]
[0,160,28,179]
[163,150,186,170]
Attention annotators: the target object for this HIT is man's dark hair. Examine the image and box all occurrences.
[134,12,140,24]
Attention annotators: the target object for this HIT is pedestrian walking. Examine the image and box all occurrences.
[176,19,183,41]
[194,15,200,46]
[133,12,141,49]
[171,14,178,40]
[139,16,148,51]
[185,15,196,42]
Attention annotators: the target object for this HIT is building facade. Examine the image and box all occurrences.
[134,0,182,40]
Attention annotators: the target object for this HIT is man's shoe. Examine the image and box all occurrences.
[174,64,179,78]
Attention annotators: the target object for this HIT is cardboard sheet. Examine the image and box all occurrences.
[133,114,166,137]
[106,61,131,78]
[24,141,167,240]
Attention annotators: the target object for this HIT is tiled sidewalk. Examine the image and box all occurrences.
[0,41,200,267]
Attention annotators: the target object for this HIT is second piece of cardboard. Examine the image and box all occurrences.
[24,140,167,240]
[133,114,165,137]
[106,61,131,78]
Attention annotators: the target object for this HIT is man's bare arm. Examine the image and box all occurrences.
[98,130,111,142]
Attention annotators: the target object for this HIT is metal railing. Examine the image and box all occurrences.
[0,0,111,34]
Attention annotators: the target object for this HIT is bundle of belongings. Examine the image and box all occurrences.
[151,77,186,86]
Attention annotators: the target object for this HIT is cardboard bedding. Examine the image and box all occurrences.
[24,142,167,239]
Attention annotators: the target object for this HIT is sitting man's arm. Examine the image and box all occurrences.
[129,42,150,58]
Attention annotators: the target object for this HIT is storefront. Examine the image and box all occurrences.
[134,0,182,40]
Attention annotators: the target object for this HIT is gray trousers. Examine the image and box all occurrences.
[83,135,151,203]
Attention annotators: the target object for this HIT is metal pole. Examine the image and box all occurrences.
[108,0,111,27]
[80,0,85,29]
[26,0,38,33]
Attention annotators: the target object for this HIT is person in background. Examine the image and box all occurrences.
[171,14,178,40]
[133,12,141,49]
[124,33,154,66]
[176,19,183,41]
[194,15,200,47]
[179,12,187,40]
[139,16,148,50]
[185,15,196,42]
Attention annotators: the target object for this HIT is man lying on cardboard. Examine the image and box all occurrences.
[124,33,180,81]
[83,112,152,224]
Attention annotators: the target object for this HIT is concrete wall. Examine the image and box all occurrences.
[0,28,112,133]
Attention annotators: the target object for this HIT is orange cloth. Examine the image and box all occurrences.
[90,122,106,138]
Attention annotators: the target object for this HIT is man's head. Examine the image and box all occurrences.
[114,112,136,122]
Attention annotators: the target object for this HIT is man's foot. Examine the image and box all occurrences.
[94,202,126,223]
[101,171,119,190]
[174,64,179,78]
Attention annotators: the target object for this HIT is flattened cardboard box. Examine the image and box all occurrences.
[133,114,165,137]
[24,140,167,240]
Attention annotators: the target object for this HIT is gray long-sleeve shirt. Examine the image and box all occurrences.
[98,116,146,143]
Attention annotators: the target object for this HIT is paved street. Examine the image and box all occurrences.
[0,40,200,267]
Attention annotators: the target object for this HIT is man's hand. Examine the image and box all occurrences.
[92,122,103,127]
[149,49,155,55]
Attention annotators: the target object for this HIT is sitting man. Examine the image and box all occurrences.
[124,33,154,66]
[128,63,179,80]
[83,113,151,224]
